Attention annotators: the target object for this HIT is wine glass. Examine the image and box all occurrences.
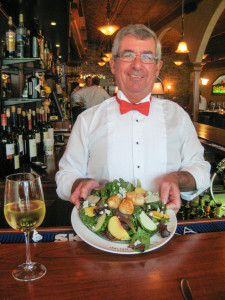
[4,173,46,281]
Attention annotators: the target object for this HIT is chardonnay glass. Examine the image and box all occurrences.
[4,173,46,281]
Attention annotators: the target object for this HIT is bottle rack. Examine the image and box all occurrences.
[0,57,42,109]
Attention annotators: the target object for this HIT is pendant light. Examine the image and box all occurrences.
[97,0,119,36]
[174,61,184,66]
[175,0,189,53]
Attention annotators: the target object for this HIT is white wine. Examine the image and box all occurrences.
[4,200,45,233]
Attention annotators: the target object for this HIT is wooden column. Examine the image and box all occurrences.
[190,63,202,122]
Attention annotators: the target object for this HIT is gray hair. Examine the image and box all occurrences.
[112,24,162,62]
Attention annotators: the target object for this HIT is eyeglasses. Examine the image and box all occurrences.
[116,51,158,64]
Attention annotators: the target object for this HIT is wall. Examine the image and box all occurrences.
[201,67,225,107]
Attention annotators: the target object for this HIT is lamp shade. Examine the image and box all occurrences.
[102,56,110,62]
[97,24,120,36]
[175,41,189,53]
[174,61,184,66]
[98,61,106,66]
[201,78,209,85]
[152,82,164,95]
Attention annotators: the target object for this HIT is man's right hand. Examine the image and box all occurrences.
[69,178,99,208]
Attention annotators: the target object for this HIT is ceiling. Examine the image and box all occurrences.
[0,0,224,69]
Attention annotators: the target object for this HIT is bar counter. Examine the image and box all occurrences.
[0,225,225,299]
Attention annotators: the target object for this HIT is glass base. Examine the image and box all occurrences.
[12,262,46,281]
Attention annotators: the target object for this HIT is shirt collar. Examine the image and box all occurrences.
[117,90,151,104]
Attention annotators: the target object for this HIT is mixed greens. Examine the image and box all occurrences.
[79,178,171,252]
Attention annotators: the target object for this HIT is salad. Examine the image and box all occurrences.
[79,178,171,252]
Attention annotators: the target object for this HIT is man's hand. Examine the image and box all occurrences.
[159,173,181,214]
[69,178,99,208]
[159,171,196,214]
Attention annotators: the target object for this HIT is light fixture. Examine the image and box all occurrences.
[51,21,56,26]
[98,61,106,66]
[175,0,189,53]
[174,61,184,66]
[56,44,60,48]
[104,52,112,58]
[97,0,119,36]
[202,54,208,60]
[102,56,110,62]
[152,82,164,95]
[201,78,209,85]
[152,78,164,96]
[167,85,171,91]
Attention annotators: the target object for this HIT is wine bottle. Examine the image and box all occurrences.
[28,72,40,99]
[16,107,24,160]
[16,13,27,58]
[24,113,37,162]
[40,108,49,154]
[0,109,16,176]
[32,110,41,156]
[10,106,21,171]
[5,16,16,58]
[21,110,28,157]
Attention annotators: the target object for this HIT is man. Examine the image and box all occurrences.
[85,76,92,87]
[71,76,110,109]
[56,24,210,213]
[199,92,207,111]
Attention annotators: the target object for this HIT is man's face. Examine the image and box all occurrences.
[110,35,162,103]
[86,78,92,86]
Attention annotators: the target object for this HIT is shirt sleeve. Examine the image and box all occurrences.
[71,89,84,107]
[55,114,89,200]
[178,111,211,200]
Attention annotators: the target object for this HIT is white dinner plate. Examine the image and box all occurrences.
[71,207,177,255]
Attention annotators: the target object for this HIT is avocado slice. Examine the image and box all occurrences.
[94,213,107,232]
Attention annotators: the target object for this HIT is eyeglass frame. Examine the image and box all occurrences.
[114,50,158,64]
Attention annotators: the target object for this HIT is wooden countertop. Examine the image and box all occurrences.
[193,122,225,147]
[0,230,225,299]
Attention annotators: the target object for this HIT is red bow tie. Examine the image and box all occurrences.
[116,96,151,116]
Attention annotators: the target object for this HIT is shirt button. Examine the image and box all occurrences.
[136,142,139,145]
[137,165,140,168]
[136,119,139,122]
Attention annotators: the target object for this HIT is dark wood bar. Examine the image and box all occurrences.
[193,122,225,148]
[0,226,225,299]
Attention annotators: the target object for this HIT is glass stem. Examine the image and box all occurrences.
[24,232,33,269]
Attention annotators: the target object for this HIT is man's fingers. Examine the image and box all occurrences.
[70,179,99,207]
[166,201,181,214]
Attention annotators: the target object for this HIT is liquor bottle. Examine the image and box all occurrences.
[24,113,37,162]
[25,29,31,58]
[204,200,211,218]
[40,108,49,154]
[38,26,45,68]
[31,17,40,58]
[28,72,40,99]
[16,107,24,160]
[32,110,41,156]
[16,13,27,58]
[5,16,16,58]
[44,40,49,68]
[177,204,185,220]
[46,107,54,146]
